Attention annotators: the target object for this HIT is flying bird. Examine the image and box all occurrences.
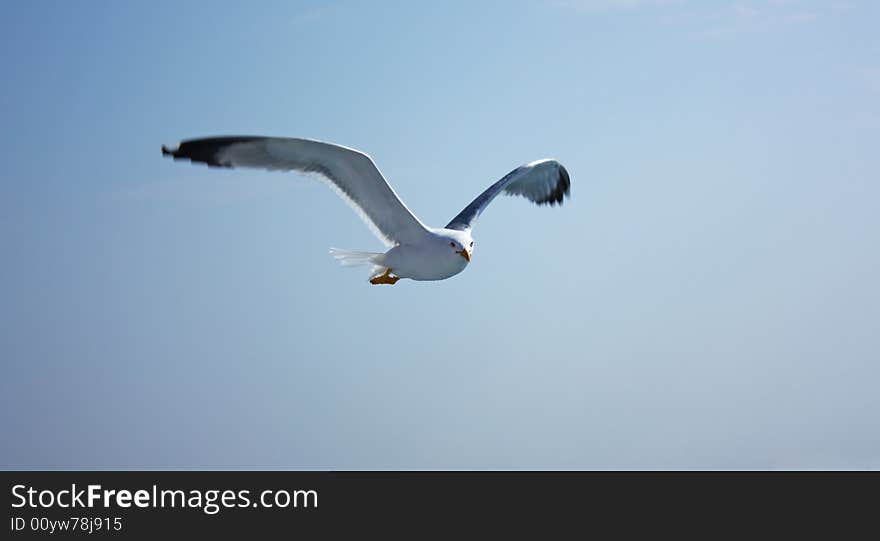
[161,136,570,285]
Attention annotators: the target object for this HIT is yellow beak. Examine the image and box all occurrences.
[457,249,471,262]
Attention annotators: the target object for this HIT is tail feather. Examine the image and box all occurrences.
[329,248,384,268]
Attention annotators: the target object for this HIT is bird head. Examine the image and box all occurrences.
[444,233,474,263]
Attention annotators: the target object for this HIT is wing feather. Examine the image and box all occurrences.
[161,136,430,247]
[446,159,571,231]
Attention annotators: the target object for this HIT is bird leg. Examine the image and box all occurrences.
[369,268,400,285]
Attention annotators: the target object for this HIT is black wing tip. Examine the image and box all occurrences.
[160,136,262,167]
[537,163,571,206]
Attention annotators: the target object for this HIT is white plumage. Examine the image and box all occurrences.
[162,136,570,285]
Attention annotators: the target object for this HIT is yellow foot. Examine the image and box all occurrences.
[369,268,400,285]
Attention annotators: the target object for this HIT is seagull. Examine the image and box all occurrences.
[161,136,570,285]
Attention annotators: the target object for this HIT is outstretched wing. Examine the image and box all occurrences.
[446,159,570,231]
[161,136,430,247]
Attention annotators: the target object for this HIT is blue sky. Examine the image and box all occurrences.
[1,0,878,468]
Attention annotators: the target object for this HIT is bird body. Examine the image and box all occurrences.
[161,136,570,285]
[381,228,473,281]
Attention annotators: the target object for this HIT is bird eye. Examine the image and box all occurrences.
[470,242,474,247]
[450,242,455,247]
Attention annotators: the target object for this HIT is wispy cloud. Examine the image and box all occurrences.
[290,4,339,27]
[554,0,685,13]
[692,2,820,39]
[555,0,845,39]
[858,66,880,93]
